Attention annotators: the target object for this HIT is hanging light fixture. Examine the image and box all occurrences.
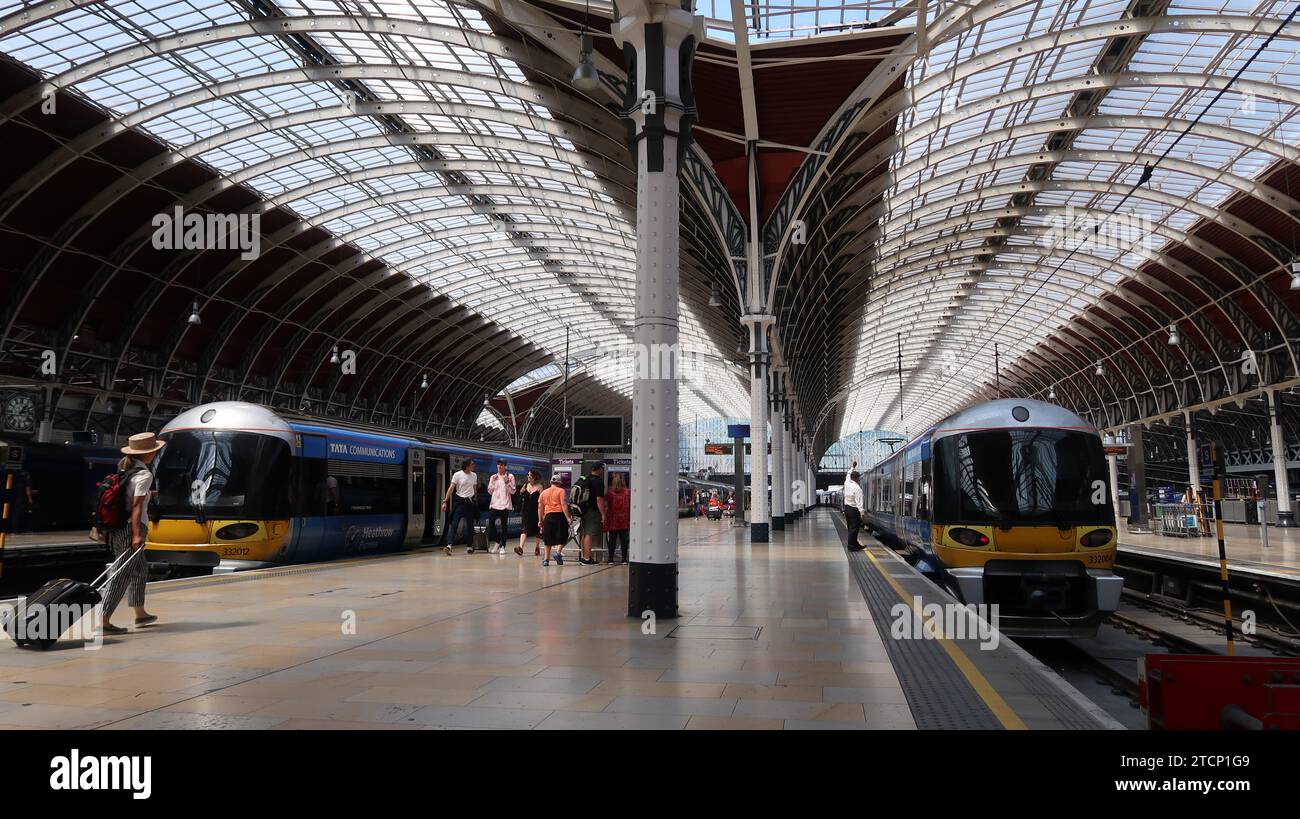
[187,300,201,326]
[708,283,722,308]
[1167,323,1180,346]
[330,344,340,365]
[420,373,428,390]
[1048,385,1056,400]
[1290,259,1300,290]
[572,32,599,91]
[1095,361,1105,377]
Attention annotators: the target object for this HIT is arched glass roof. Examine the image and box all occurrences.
[0,0,748,423]
[838,0,1300,439]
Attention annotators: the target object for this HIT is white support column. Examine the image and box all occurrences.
[617,3,702,617]
[770,367,786,531]
[1107,451,1122,528]
[743,313,774,542]
[782,414,795,525]
[1267,388,1296,527]
[1184,410,1200,501]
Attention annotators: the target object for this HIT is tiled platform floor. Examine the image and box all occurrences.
[1119,521,1299,577]
[0,512,915,730]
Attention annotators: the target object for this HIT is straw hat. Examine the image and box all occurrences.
[120,431,166,456]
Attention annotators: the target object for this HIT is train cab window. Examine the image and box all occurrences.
[154,430,291,519]
[932,429,1111,525]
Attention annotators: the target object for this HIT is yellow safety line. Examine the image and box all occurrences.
[861,547,1028,731]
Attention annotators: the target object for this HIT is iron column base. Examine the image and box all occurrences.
[785,512,795,525]
[627,562,678,619]
[772,516,784,531]
[751,522,769,542]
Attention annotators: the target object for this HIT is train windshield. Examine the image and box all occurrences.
[932,428,1111,526]
[154,430,291,519]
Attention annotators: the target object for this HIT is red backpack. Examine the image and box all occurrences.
[93,465,146,531]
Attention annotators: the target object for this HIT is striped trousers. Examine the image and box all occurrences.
[102,527,147,618]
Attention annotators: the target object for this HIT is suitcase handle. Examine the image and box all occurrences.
[91,546,146,590]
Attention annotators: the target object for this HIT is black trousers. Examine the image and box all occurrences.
[488,508,510,547]
[845,506,863,551]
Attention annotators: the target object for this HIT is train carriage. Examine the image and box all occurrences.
[145,401,549,573]
[863,398,1123,637]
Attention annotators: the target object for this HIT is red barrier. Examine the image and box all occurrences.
[1139,654,1300,730]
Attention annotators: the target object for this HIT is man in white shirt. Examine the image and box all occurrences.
[441,458,479,555]
[486,459,517,555]
[843,460,865,552]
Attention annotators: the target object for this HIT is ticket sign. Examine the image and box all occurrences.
[727,424,750,439]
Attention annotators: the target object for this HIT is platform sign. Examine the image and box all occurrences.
[727,424,750,439]
[550,453,583,488]
[704,443,731,455]
[605,455,631,488]
[1103,444,1129,457]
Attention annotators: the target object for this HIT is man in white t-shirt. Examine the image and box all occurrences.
[486,459,516,555]
[441,458,478,555]
[843,460,865,552]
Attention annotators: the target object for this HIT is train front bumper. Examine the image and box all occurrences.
[947,562,1124,639]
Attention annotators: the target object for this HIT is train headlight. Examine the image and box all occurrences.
[215,523,260,540]
[949,527,989,547]
[1080,529,1113,548]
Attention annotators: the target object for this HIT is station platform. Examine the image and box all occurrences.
[1118,521,1300,580]
[0,511,1116,730]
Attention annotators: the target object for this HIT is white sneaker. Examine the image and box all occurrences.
[444,544,452,556]
[466,545,475,554]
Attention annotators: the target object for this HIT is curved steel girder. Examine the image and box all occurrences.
[852,276,1202,420]
[0,15,591,122]
[892,115,1299,189]
[856,256,1236,394]
[3,77,628,222]
[863,217,1295,372]
[863,240,1240,357]
[909,15,1300,106]
[882,149,1300,233]
[121,200,635,402]
[4,58,631,347]
[765,11,1300,304]
[258,252,636,400]
[0,8,740,348]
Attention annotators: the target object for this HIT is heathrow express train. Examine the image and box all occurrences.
[144,402,550,573]
[862,399,1123,637]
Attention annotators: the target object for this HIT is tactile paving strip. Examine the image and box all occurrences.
[833,514,1004,730]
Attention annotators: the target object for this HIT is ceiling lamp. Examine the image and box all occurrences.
[1290,259,1300,290]
[1048,385,1056,400]
[708,283,722,308]
[187,301,201,326]
[572,33,599,92]
[1167,323,1180,346]
[420,373,429,390]
[330,345,341,365]
[1095,361,1105,377]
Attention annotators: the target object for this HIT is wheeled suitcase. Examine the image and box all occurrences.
[3,547,143,649]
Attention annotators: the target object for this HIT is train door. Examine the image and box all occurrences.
[405,448,425,548]
[423,452,446,542]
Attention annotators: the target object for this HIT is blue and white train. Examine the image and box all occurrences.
[144,401,549,573]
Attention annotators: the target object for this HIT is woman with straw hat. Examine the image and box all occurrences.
[100,432,164,636]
